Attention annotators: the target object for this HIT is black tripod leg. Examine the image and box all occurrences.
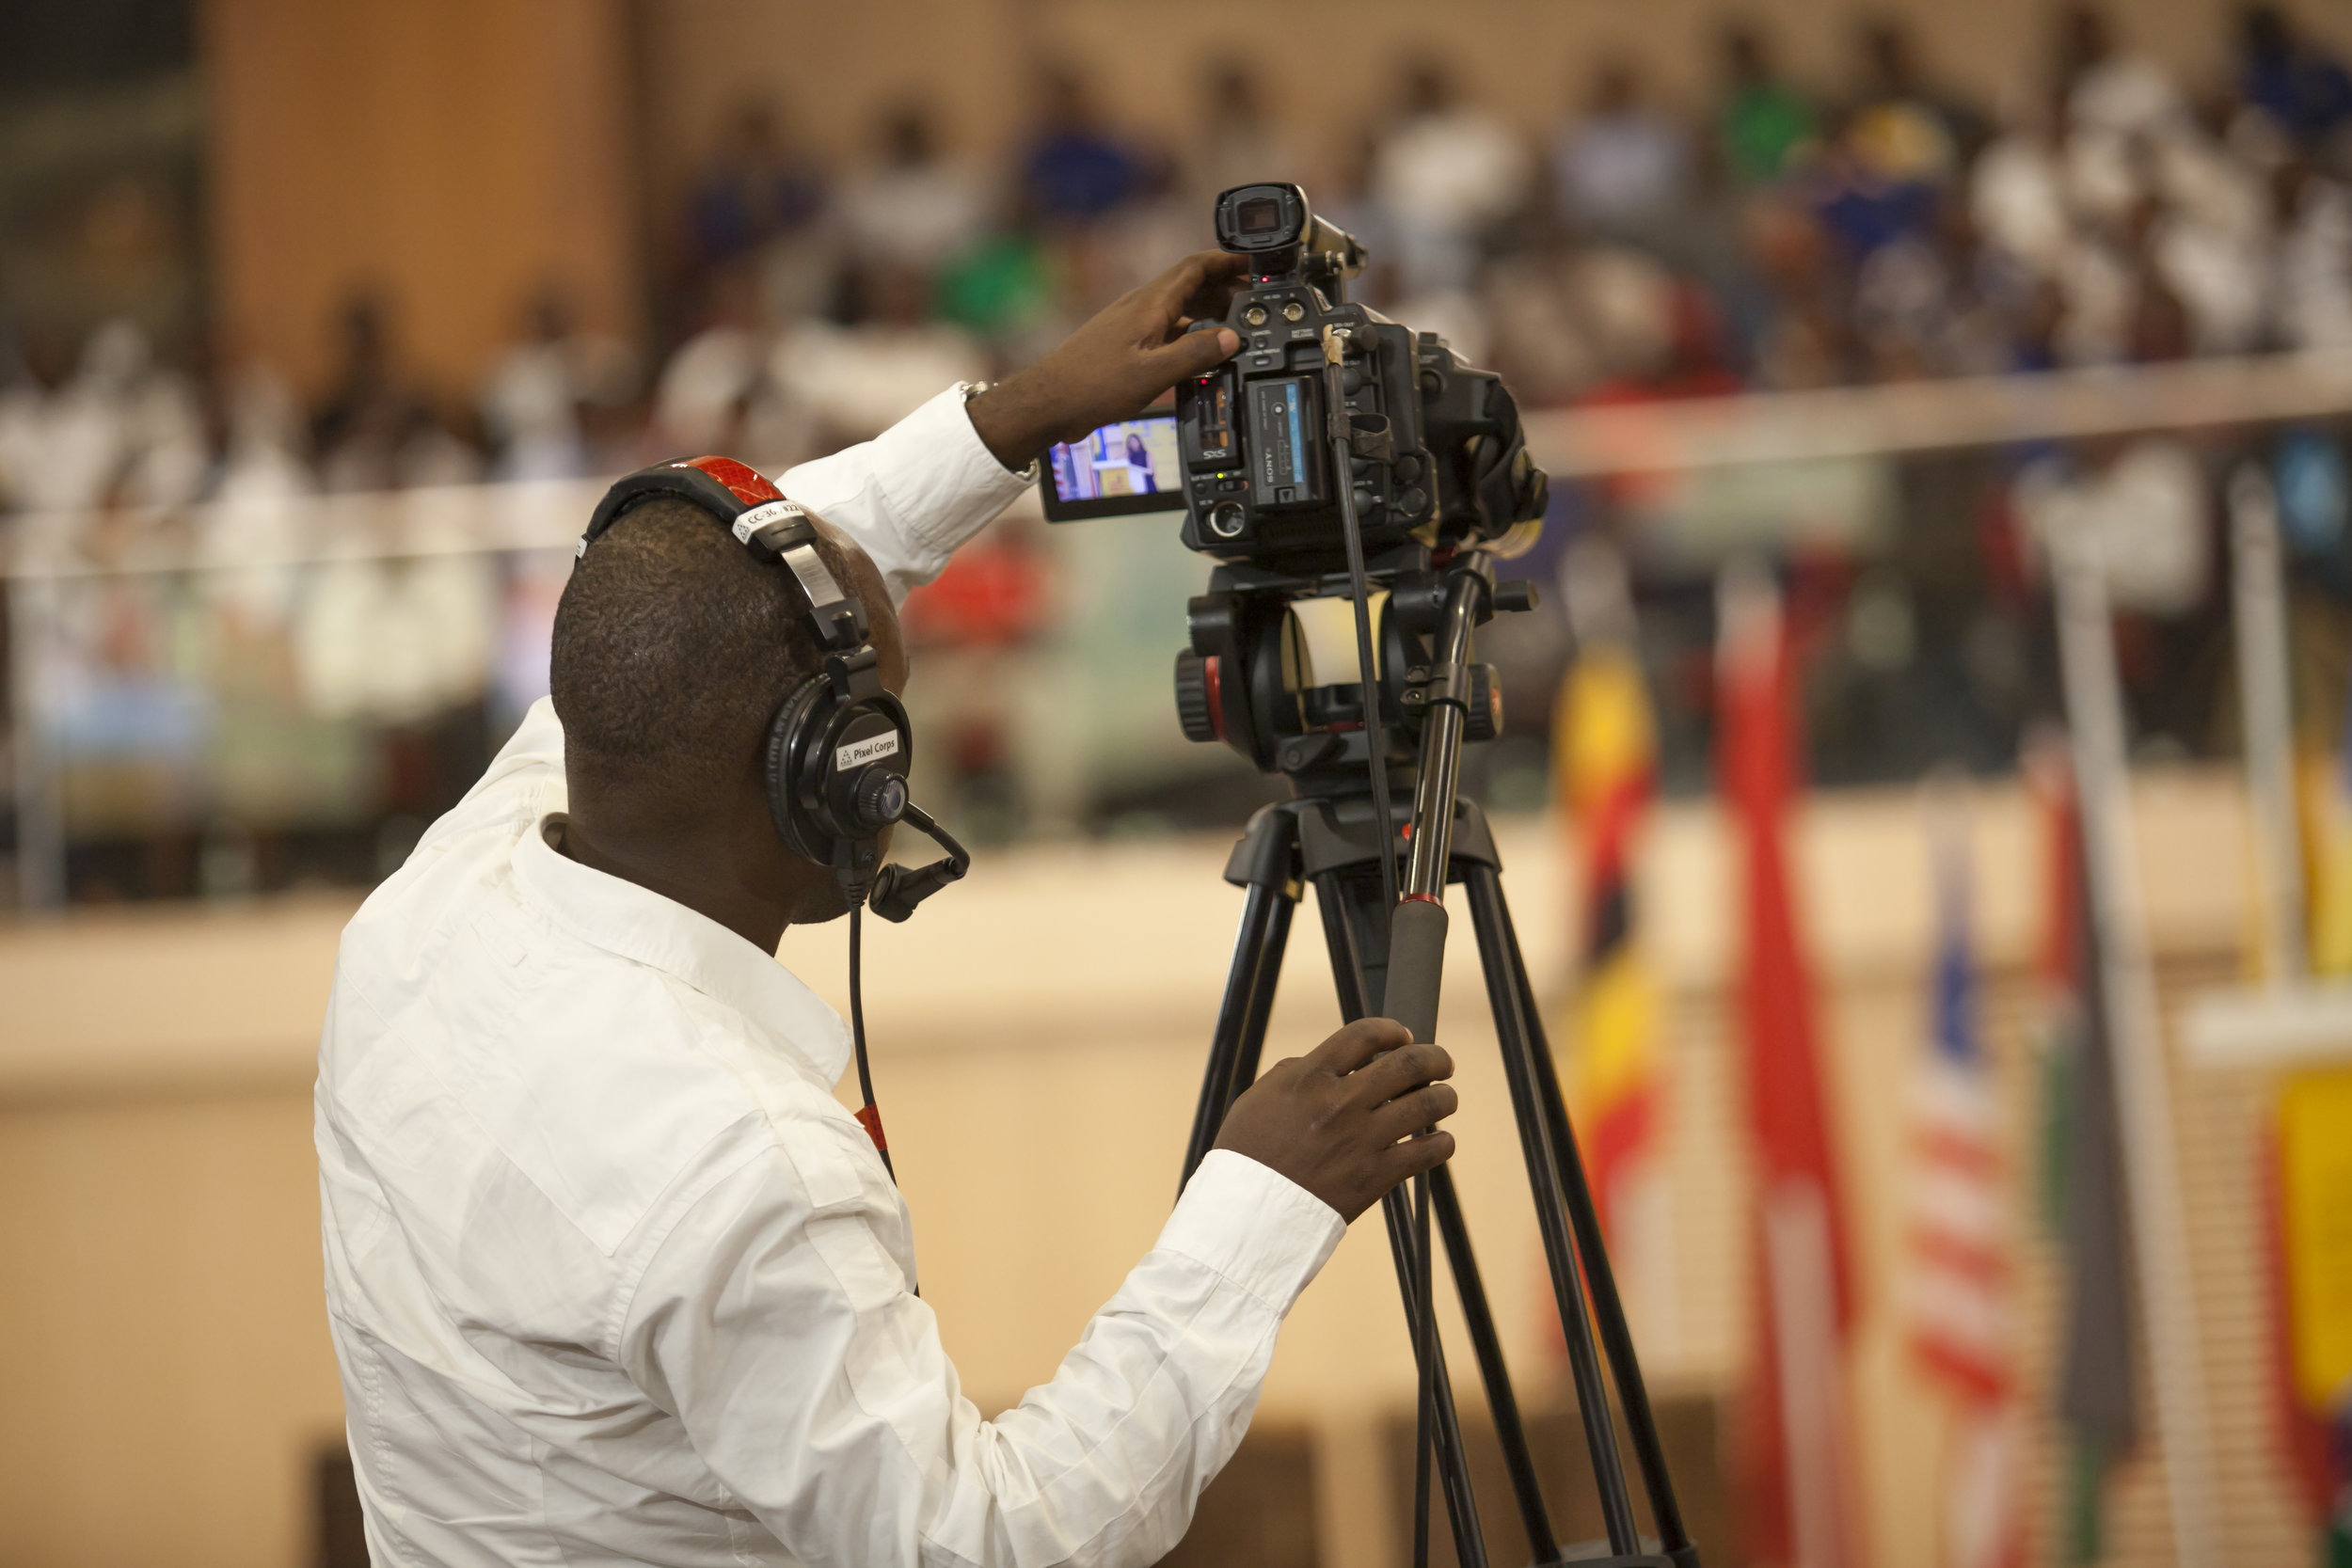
[1429,1164,1559,1564]
[1462,867,1642,1557]
[1381,1183,1488,1568]
[1181,881,1289,1190]
[1229,894,1291,1094]
[1314,871,1487,1568]
[1483,871,1694,1561]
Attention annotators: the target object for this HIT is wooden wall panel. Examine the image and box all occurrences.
[201,0,641,400]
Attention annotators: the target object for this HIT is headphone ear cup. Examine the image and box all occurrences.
[765,677,834,863]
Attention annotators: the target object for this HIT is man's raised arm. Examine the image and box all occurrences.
[774,252,1245,607]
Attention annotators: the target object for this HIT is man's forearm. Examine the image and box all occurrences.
[965,371,1066,474]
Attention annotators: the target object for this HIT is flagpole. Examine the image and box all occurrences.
[2049,523,2221,1568]
[2227,463,2306,983]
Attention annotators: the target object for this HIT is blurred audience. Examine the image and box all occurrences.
[10,8,2346,517]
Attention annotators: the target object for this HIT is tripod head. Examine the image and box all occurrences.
[1170,547,1539,792]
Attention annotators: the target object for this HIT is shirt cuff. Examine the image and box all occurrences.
[865,386,1037,562]
[1153,1149,1345,1316]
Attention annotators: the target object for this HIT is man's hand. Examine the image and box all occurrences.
[1211,1018,1458,1223]
[966,251,1248,470]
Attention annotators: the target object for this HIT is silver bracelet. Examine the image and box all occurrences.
[956,381,1039,483]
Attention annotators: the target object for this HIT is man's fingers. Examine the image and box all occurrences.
[1345,1039,1454,1107]
[1146,324,1241,383]
[1148,249,1248,319]
[1368,1083,1459,1146]
[1385,1129,1456,1183]
[1308,1017,1412,1076]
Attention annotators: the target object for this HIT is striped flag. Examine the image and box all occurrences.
[1901,793,2024,1568]
[1554,538,1676,1353]
[1716,560,1863,1568]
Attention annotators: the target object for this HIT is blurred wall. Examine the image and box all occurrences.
[201,0,642,398]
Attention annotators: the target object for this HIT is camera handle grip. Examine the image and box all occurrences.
[1383,896,1448,1045]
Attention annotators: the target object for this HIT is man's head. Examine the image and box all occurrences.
[551,494,904,933]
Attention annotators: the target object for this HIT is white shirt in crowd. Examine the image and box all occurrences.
[314,386,1347,1567]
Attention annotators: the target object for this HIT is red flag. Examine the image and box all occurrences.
[1715,563,1864,1568]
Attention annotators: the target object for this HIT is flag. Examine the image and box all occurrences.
[1901,792,2024,1568]
[2024,736,2137,1564]
[1716,561,1863,1568]
[1554,538,1676,1354]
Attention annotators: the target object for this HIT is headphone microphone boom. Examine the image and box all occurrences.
[580,455,969,921]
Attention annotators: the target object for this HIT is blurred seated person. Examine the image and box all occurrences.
[1844,19,1982,185]
[2057,5,2185,228]
[651,263,807,467]
[1019,65,1145,227]
[1717,23,1818,187]
[316,250,1462,1566]
[478,287,639,483]
[2240,4,2352,153]
[689,98,830,274]
[842,103,990,275]
[771,261,988,445]
[1372,55,1533,297]
[1188,58,1301,207]
[1551,57,1692,244]
[312,293,480,492]
[1806,107,1941,264]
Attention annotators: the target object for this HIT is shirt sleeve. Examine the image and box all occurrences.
[773,387,1037,608]
[619,1138,1343,1568]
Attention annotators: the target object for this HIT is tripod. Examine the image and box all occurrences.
[1175,569,1698,1568]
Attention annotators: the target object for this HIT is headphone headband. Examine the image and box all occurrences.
[581,456,866,653]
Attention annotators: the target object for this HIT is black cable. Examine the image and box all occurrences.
[849,903,897,1184]
[1328,333,1421,1565]
[1327,355,1398,927]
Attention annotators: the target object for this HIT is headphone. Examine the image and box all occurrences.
[580,455,968,922]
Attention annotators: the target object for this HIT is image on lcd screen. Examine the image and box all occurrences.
[1048,417,1181,504]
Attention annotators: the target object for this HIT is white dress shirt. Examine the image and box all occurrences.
[315,387,1347,1567]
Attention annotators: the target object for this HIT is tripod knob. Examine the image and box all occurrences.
[1464,664,1503,742]
[1173,650,1219,743]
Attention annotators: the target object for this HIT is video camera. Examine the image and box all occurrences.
[1041,183,1549,782]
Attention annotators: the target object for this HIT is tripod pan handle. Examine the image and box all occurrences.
[1384,897,1448,1044]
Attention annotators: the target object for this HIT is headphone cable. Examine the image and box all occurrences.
[848,904,898,1184]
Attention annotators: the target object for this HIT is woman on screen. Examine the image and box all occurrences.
[1125,429,1157,494]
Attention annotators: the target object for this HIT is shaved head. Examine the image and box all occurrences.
[550,497,898,806]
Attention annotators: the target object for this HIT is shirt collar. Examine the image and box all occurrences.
[510,812,853,1085]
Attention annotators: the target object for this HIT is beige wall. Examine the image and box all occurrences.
[0,774,2312,1567]
[201,0,643,399]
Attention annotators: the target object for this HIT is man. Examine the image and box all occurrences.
[315,252,1460,1567]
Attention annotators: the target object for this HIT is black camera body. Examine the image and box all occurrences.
[1173,183,1545,576]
